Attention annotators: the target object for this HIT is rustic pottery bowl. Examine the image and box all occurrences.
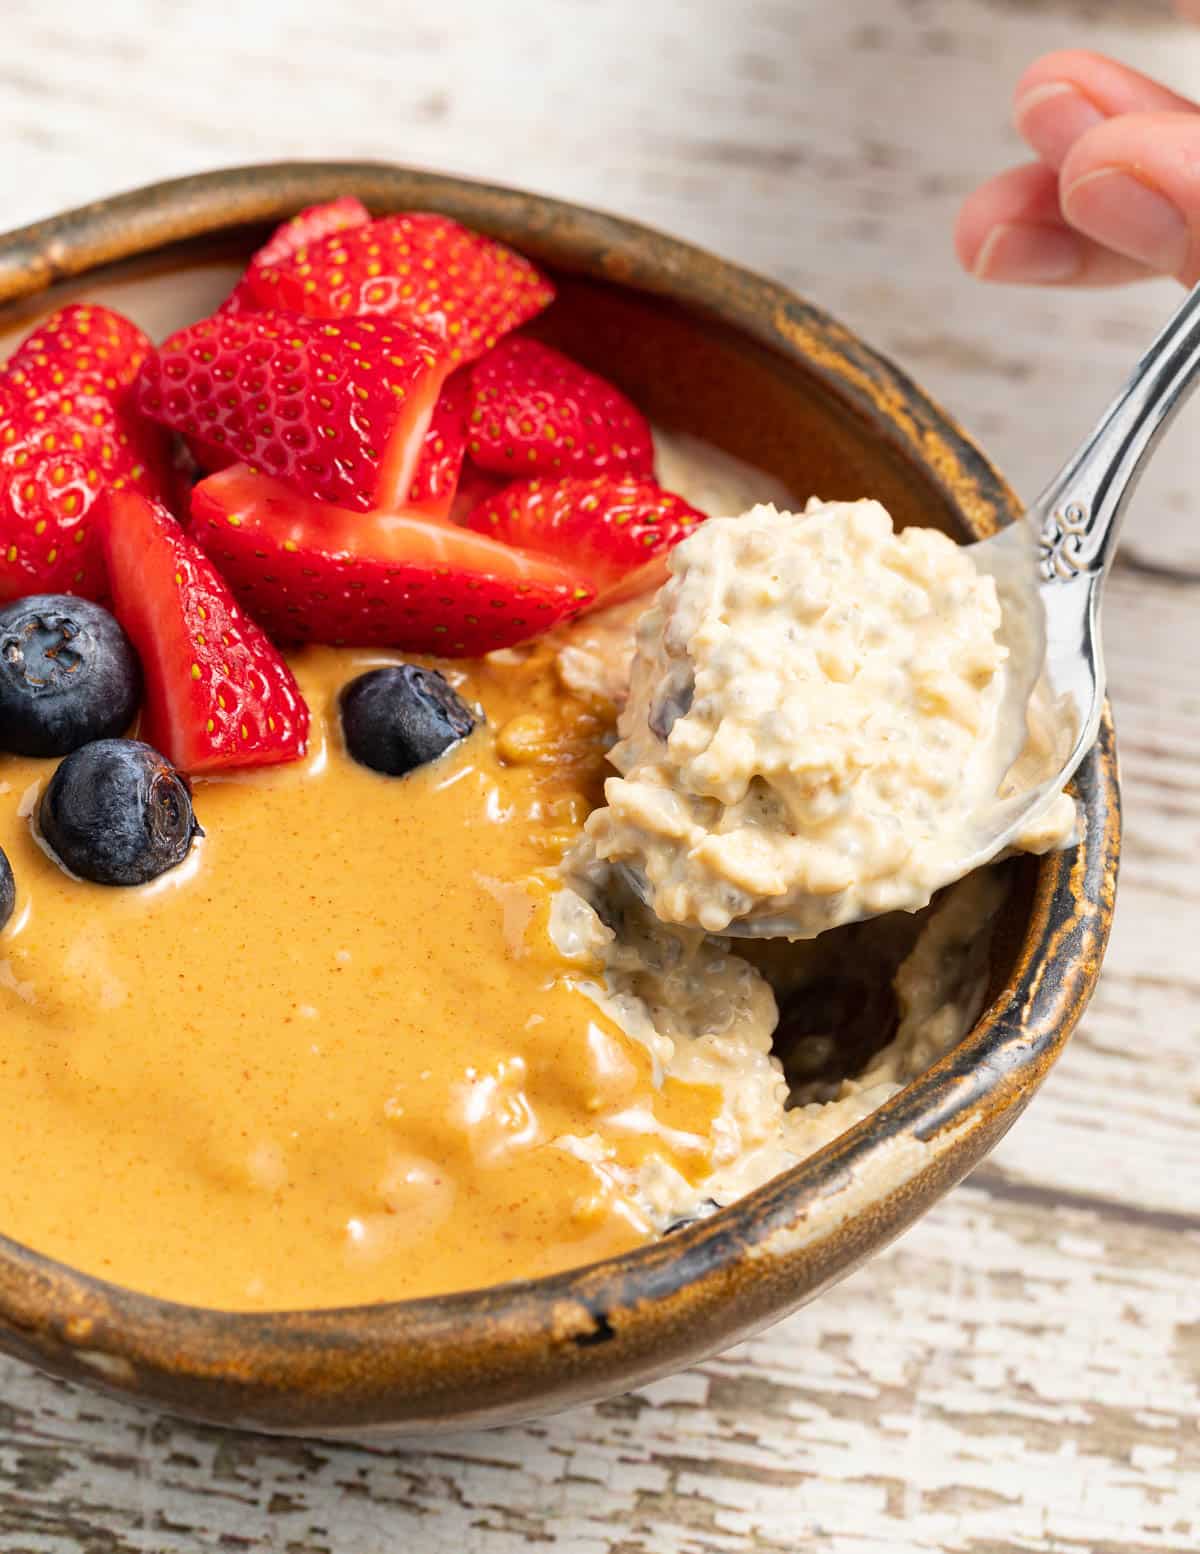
[0,163,1120,1438]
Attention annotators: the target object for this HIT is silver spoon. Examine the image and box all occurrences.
[622,279,1200,939]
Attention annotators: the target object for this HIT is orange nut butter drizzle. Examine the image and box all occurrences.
[0,642,719,1310]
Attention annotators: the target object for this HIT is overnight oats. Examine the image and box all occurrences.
[0,202,1075,1310]
[585,499,1076,936]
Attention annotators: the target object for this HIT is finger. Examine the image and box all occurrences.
[1061,112,1200,284]
[1175,0,1200,19]
[1013,50,1199,171]
[956,162,1153,286]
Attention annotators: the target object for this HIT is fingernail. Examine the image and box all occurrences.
[1014,82,1105,168]
[973,221,1083,284]
[1062,167,1189,275]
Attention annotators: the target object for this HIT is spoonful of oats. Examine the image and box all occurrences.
[589,281,1200,938]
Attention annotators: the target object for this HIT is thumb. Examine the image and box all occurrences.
[1060,111,1200,285]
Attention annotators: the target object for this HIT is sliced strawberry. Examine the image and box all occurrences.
[466,338,654,481]
[464,475,706,606]
[0,385,112,599]
[102,489,309,773]
[191,465,594,654]
[246,213,555,365]
[406,369,470,519]
[252,195,371,270]
[7,303,154,395]
[135,310,452,513]
[0,395,163,601]
[222,197,372,315]
[0,307,170,602]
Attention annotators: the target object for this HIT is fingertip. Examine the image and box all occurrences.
[1057,111,1154,191]
[955,164,1065,272]
[971,222,1086,285]
[1015,49,1198,121]
[1059,112,1200,279]
[956,161,1157,286]
[956,175,1084,284]
[1012,49,1115,110]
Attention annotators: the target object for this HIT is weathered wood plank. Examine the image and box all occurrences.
[0,1185,1193,1553]
[0,0,1196,1548]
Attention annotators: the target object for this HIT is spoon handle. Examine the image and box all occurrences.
[1032,280,1200,586]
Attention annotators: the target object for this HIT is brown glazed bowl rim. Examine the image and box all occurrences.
[0,163,1120,1433]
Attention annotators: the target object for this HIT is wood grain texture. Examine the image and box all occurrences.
[0,0,1198,1548]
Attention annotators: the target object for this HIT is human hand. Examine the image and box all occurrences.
[956,47,1200,287]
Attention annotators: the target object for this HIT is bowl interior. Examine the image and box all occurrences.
[0,235,1041,1240]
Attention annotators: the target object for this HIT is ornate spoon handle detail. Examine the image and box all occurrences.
[1032,280,1200,586]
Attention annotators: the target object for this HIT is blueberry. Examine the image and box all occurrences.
[0,595,141,758]
[0,848,13,931]
[340,665,477,777]
[39,739,198,886]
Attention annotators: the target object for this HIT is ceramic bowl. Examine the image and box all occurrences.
[0,163,1120,1437]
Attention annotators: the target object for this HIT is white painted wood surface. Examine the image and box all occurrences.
[1,0,1198,1548]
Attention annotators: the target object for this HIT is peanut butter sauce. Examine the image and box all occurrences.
[0,643,719,1309]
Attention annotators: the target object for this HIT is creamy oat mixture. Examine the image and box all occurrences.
[542,440,1072,1235]
[540,441,1075,1236]
[583,497,1076,936]
[552,852,1005,1231]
